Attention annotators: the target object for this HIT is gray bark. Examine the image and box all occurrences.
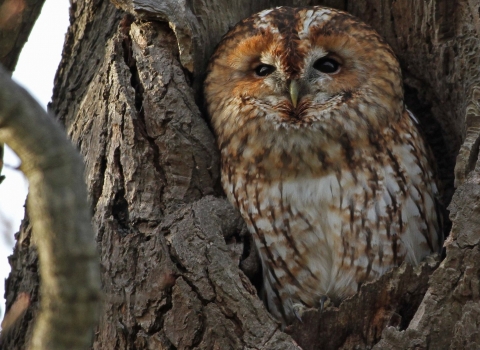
[3,0,480,349]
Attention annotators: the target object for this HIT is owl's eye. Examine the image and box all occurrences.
[255,64,276,77]
[313,57,340,74]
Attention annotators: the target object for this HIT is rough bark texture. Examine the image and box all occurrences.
[285,256,441,350]
[3,0,480,349]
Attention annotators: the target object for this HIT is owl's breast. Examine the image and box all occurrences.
[220,123,347,185]
[221,127,441,320]
[224,171,393,317]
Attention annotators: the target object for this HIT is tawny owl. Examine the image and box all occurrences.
[204,6,442,325]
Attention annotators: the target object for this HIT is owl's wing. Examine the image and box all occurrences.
[406,108,419,124]
[406,108,445,253]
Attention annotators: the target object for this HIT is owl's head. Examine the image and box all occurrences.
[205,6,404,147]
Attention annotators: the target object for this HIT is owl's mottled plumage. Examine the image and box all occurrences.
[204,6,442,324]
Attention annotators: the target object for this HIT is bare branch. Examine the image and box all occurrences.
[0,65,101,350]
[0,0,46,72]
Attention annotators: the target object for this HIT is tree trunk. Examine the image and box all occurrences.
[3,0,480,349]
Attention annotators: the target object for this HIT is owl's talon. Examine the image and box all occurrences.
[319,295,330,312]
[292,303,306,322]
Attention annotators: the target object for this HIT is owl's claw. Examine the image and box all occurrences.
[292,303,306,323]
[292,296,331,322]
[319,295,331,312]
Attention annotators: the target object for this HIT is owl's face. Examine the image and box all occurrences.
[205,6,404,146]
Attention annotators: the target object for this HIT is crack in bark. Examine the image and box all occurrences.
[90,60,113,211]
[203,265,249,348]
[120,15,168,213]
[91,150,107,211]
[112,147,130,235]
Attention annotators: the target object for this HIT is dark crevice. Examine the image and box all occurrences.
[239,232,263,295]
[183,271,213,305]
[148,242,176,347]
[164,241,214,303]
[186,154,204,200]
[191,302,206,348]
[120,15,167,212]
[88,58,111,211]
[403,84,454,242]
[396,292,424,331]
[163,221,247,346]
[91,152,107,211]
[156,296,173,326]
[163,241,207,347]
[467,135,480,175]
[262,327,282,348]
[204,265,246,346]
[197,108,224,196]
[112,147,130,235]
[127,323,142,349]
[390,3,398,42]
[222,309,246,339]
[167,253,189,276]
[91,33,117,225]
[162,238,189,276]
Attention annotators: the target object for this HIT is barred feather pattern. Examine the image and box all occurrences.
[204,6,442,324]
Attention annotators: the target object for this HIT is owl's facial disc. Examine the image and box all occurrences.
[205,6,404,130]
[293,53,343,108]
[252,61,309,111]
[253,48,345,114]
[252,60,303,109]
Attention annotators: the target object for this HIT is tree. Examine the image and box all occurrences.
[2,0,480,349]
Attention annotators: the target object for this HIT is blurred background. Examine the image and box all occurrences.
[0,1,70,321]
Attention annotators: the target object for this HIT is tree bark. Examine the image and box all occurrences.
[3,0,480,349]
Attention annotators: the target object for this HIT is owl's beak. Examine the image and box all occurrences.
[289,80,300,108]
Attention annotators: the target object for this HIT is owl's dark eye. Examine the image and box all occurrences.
[313,57,340,74]
[255,64,276,77]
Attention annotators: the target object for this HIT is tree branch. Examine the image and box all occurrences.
[0,0,46,72]
[0,65,101,350]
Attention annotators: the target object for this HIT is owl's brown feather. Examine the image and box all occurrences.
[205,6,442,325]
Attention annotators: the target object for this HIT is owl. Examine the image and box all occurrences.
[204,6,442,325]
